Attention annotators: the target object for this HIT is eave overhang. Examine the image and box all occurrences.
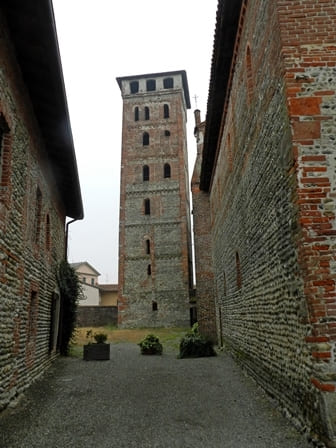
[200,0,244,191]
[2,0,83,219]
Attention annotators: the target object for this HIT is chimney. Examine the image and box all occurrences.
[194,109,201,126]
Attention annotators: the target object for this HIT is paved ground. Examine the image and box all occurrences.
[0,343,312,448]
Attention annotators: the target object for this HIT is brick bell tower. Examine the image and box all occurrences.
[116,70,192,328]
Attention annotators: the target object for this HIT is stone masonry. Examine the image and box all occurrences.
[0,4,82,411]
[117,71,193,328]
[193,0,336,445]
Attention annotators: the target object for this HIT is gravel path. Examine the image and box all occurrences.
[0,343,312,448]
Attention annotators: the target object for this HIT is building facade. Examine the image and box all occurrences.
[193,0,336,445]
[0,2,83,411]
[117,71,192,327]
[71,262,118,307]
[191,110,216,342]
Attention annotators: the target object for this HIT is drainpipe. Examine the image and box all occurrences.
[65,218,77,261]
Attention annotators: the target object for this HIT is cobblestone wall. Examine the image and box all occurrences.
[76,307,118,328]
[0,12,66,411]
[196,0,336,444]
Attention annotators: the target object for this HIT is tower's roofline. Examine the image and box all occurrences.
[116,70,191,109]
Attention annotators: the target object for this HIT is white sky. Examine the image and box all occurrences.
[53,0,218,284]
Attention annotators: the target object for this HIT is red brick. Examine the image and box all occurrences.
[289,97,321,115]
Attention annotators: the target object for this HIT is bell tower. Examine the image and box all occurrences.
[117,70,192,327]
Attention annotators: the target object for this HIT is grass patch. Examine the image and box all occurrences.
[70,326,189,357]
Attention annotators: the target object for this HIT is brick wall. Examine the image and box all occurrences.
[0,11,66,411]
[278,1,336,443]
[191,111,217,341]
[195,0,336,444]
[117,73,192,328]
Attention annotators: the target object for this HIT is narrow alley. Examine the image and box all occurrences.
[0,344,312,448]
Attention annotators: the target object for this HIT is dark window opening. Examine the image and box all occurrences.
[147,264,152,275]
[246,45,253,104]
[146,79,156,91]
[0,125,4,178]
[164,163,171,178]
[164,104,169,119]
[144,198,150,215]
[146,239,150,254]
[163,77,174,89]
[236,252,242,290]
[34,187,42,244]
[143,165,149,181]
[46,214,51,251]
[164,130,170,137]
[152,301,158,311]
[144,107,150,120]
[134,107,139,121]
[91,278,95,285]
[0,114,10,185]
[143,132,149,146]
[130,81,139,94]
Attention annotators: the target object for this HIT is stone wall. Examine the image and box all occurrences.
[195,0,336,444]
[76,306,118,328]
[0,11,66,411]
[279,1,336,443]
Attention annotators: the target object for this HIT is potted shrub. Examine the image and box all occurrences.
[138,334,163,355]
[83,330,110,361]
[178,323,216,358]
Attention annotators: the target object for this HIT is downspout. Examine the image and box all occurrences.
[65,218,77,261]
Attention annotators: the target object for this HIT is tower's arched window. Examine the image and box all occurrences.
[143,132,149,146]
[163,77,174,89]
[164,163,171,178]
[134,107,139,121]
[163,104,169,119]
[130,81,139,94]
[143,165,149,181]
[152,301,158,311]
[146,79,156,91]
[145,239,150,254]
[144,107,150,120]
[144,198,150,215]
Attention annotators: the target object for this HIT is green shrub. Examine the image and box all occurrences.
[138,334,163,355]
[179,323,216,358]
[93,332,108,344]
[86,330,108,344]
[57,260,83,356]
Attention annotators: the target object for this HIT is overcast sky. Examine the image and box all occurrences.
[52,0,218,284]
